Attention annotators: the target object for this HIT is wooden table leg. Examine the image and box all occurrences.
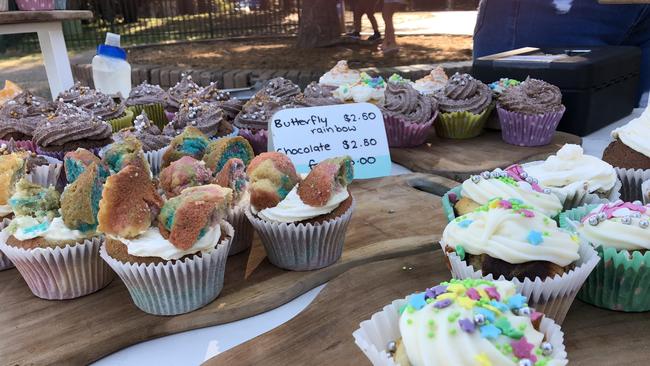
[36,21,75,100]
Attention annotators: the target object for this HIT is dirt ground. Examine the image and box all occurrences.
[128,35,473,70]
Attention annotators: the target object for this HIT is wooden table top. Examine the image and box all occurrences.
[0,10,93,25]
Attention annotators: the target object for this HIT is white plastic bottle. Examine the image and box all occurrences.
[92,33,131,98]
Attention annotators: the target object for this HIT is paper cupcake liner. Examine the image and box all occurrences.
[643,179,650,205]
[443,241,599,324]
[0,218,13,271]
[0,139,36,152]
[100,221,233,316]
[165,110,176,124]
[36,146,102,161]
[0,233,113,299]
[227,205,254,256]
[383,113,436,148]
[560,205,650,311]
[353,297,568,366]
[238,128,268,154]
[615,167,650,203]
[441,185,462,223]
[16,0,54,10]
[435,105,493,139]
[497,106,565,147]
[127,103,167,130]
[246,200,355,271]
[145,146,168,177]
[108,109,135,133]
[26,156,62,188]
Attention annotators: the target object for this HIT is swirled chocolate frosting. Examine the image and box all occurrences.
[233,94,282,131]
[260,77,301,102]
[74,89,126,120]
[0,91,54,139]
[434,73,492,114]
[57,82,91,103]
[196,82,231,102]
[163,99,230,137]
[294,82,341,107]
[32,103,113,149]
[215,98,245,122]
[126,81,168,106]
[382,81,437,124]
[118,111,171,152]
[498,77,564,115]
[164,74,201,110]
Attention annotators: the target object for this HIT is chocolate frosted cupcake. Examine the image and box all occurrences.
[164,99,234,139]
[33,103,113,159]
[56,82,90,103]
[290,82,341,107]
[195,82,245,123]
[434,73,493,139]
[259,77,301,102]
[497,78,565,146]
[122,111,171,153]
[382,76,438,147]
[234,94,282,154]
[0,91,54,151]
[125,81,168,129]
[73,89,133,132]
[164,73,201,113]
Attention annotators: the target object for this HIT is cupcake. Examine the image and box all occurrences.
[61,86,133,132]
[202,136,254,174]
[116,112,171,176]
[485,78,520,130]
[56,81,90,103]
[334,72,386,104]
[0,152,27,220]
[98,165,233,315]
[101,135,151,175]
[318,60,361,91]
[163,99,234,139]
[161,126,210,168]
[259,77,302,103]
[522,144,619,208]
[125,81,169,129]
[354,279,569,366]
[412,65,448,96]
[602,107,650,202]
[213,158,253,255]
[0,171,113,299]
[63,148,110,184]
[32,103,113,159]
[443,165,563,221]
[0,91,54,151]
[434,73,493,139]
[0,141,63,190]
[159,156,213,198]
[382,75,438,147]
[246,153,355,270]
[290,82,341,107]
[497,78,565,147]
[195,82,245,123]
[234,93,281,154]
[561,201,650,311]
[163,73,201,113]
[441,197,598,322]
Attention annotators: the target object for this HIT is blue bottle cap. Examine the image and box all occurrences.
[97,44,127,61]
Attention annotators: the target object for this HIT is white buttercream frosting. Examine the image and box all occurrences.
[257,185,349,223]
[8,216,93,242]
[461,172,563,217]
[112,223,222,261]
[413,66,448,95]
[576,203,650,251]
[442,199,580,266]
[523,144,616,195]
[318,60,361,87]
[0,204,12,217]
[611,106,650,158]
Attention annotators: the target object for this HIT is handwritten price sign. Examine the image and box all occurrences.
[268,103,391,179]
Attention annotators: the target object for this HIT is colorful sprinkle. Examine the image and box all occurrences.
[475,308,496,322]
[480,324,502,339]
[433,298,452,309]
[408,292,427,310]
[511,337,537,362]
[458,219,473,228]
[527,230,544,246]
[425,285,447,300]
[458,318,476,333]
[507,294,527,310]
[466,288,481,300]
[484,287,500,300]
[455,245,466,260]
[475,353,493,366]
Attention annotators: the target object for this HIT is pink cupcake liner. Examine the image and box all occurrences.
[0,139,36,152]
[0,218,13,271]
[497,106,565,147]
[383,112,436,148]
[246,200,355,271]
[227,205,254,256]
[36,146,102,160]
[238,128,268,154]
[0,234,114,300]
[164,110,176,124]
[15,0,54,10]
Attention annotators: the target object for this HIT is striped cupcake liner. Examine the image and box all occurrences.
[383,113,436,148]
[127,103,168,130]
[497,106,565,147]
[0,139,36,152]
[100,221,233,316]
[615,167,650,203]
[226,204,254,256]
[108,109,135,133]
[435,105,492,139]
[0,218,13,271]
[0,233,114,299]
[246,200,355,271]
[26,156,62,188]
[238,128,268,155]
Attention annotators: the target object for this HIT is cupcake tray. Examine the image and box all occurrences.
[206,250,650,366]
[0,173,458,365]
[390,130,581,181]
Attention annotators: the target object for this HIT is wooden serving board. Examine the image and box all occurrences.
[207,250,650,366]
[390,130,582,182]
[0,173,458,365]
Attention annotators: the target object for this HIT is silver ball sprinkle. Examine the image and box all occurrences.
[588,216,599,226]
[517,307,532,316]
[633,200,642,206]
[386,341,397,353]
[471,175,481,184]
[640,220,649,229]
[543,188,552,194]
[481,171,491,179]
[632,212,642,218]
[520,172,528,179]
[518,359,533,366]
[490,171,500,179]
[473,313,486,326]
[622,216,632,225]
[541,342,554,356]
[597,212,607,222]
[525,176,534,184]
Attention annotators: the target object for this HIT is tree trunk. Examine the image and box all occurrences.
[296,0,342,48]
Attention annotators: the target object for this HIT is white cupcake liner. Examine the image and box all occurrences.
[443,241,599,324]
[100,221,233,316]
[246,200,355,271]
[615,167,650,203]
[226,205,254,256]
[145,146,168,176]
[353,297,568,366]
[26,156,63,188]
[0,218,13,271]
[642,179,650,205]
[0,232,113,299]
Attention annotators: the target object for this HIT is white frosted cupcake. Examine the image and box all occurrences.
[318,60,361,90]
[412,66,448,96]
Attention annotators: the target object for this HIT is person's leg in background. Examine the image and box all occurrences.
[347,0,362,38]
[381,1,404,53]
[473,0,650,106]
[363,0,382,41]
